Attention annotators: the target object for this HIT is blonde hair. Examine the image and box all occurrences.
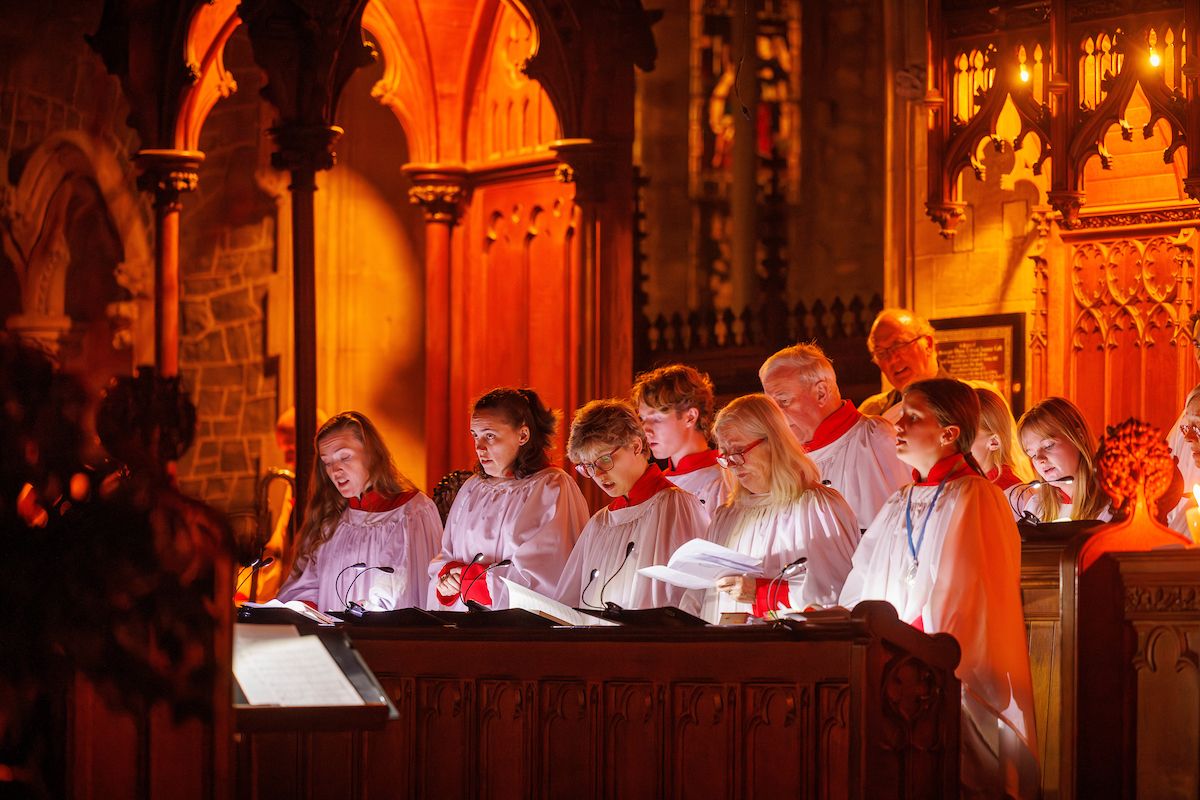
[713,394,821,504]
[1017,396,1108,521]
[630,364,717,436]
[293,411,417,570]
[975,387,1034,482]
[568,399,648,462]
[758,342,838,387]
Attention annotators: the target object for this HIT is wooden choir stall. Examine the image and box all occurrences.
[233,601,961,799]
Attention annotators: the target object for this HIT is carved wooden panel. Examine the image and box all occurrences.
[415,678,473,798]
[1131,623,1200,799]
[479,680,530,800]
[671,683,734,799]
[539,680,592,798]
[815,683,848,800]
[604,681,662,798]
[363,677,414,798]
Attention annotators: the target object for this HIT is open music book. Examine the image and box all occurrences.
[240,599,340,626]
[234,624,363,707]
[637,538,763,590]
[500,578,619,626]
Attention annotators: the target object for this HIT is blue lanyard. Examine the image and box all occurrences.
[904,466,961,564]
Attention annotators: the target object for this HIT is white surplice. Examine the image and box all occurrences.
[839,465,1040,800]
[555,486,711,615]
[1167,409,1200,538]
[664,463,733,521]
[426,467,588,610]
[808,414,909,531]
[277,492,443,613]
[702,484,860,621]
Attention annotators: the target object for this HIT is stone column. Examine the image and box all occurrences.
[134,149,204,377]
[730,0,759,313]
[404,165,468,489]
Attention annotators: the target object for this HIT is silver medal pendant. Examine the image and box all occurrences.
[905,559,919,585]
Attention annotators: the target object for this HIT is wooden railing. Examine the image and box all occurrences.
[635,293,886,405]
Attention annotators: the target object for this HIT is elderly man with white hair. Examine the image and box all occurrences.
[760,343,909,530]
[860,308,946,423]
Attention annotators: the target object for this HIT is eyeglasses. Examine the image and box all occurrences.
[716,438,765,469]
[871,335,924,364]
[1181,421,1200,442]
[574,447,622,478]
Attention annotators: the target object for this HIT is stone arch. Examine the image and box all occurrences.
[2,131,153,363]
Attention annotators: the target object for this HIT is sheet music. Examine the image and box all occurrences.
[500,578,619,626]
[637,537,763,589]
[240,599,340,625]
[234,624,364,706]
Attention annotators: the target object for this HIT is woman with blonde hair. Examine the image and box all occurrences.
[971,387,1033,491]
[839,378,1038,798]
[1015,396,1111,522]
[704,394,859,620]
[278,411,442,612]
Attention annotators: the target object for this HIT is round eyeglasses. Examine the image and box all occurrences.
[871,335,924,364]
[574,447,622,478]
[716,438,765,469]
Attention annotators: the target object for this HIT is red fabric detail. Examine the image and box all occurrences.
[609,463,675,510]
[910,615,925,632]
[804,400,862,451]
[665,449,720,476]
[751,577,791,618]
[912,453,969,486]
[985,464,1022,491]
[1056,487,1072,504]
[459,561,493,606]
[435,560,467,606]
[349,489,417,512]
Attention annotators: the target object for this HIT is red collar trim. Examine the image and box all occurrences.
[912,453,969,486]
[985,464,1021,491]
[349,489,417,512]
[804,400,862,451]
[665,449,719,475]
[609,463,674,510]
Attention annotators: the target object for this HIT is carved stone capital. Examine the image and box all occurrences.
[134,149,205,210]
[925,201,967,238]
[1047,190,1085,229]
[402,165,470,224]
[269,124,343,177]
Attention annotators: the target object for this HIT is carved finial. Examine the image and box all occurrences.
[1096,417,1174,513]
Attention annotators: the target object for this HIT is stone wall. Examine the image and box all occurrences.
[175,28,280,513]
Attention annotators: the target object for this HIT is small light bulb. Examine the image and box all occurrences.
[1019,65,1031,83]
[1150,48,1162,68]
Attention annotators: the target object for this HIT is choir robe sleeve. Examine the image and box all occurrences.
[836,490,902,609]
[924,480,1040,799]
[768,485,859,611]
[365,494,443,610]
[276,548,319,606]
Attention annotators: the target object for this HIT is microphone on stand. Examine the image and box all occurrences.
[334,561,368,606]
[764,555,808,618]
[235,556,275,601]
[343,566,397,618]
[1009,476,1074,526]
[599,541,637,612]
[462,558,514,611]
[580,568,603,609]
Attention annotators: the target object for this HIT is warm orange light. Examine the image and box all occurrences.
[1191,483,1200,506]
[1019,64,1031,83]
[1149,47,1162,68]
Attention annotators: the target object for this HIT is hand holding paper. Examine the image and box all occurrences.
[637,538,763,590]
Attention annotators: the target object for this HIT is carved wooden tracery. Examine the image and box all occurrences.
[927,0,1200,235]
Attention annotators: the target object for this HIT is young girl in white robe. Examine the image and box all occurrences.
[838,378,1039,799]
[703,394,859,621]
[1013,396,1112,523]
[277,411,442,613]
[555,399,710,615]
[427,388,588,611]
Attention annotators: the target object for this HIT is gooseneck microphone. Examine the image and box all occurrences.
[599,541,637,611]
[765,555,808,618]
[235,556,275,601]
[461,558,513,610]
[1008,476,1074,526]
[580,568,603,609]
[334,561,368,607]
[343,565,396,616]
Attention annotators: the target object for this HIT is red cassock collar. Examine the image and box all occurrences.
[985,464,1022,491]
[804,400,862,451]
[609,463,675,510]
[664,449,720,476]
[349,488,417,512]
[912,452,969,486]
